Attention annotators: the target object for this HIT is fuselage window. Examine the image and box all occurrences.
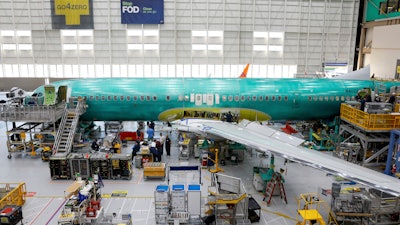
[308,96,312,101]
[146,96,150,101]
[153,96,157,101]
[284,96,288,101]
[96,96,99,101]
[330,96,334,101]
[324,96,329,101]
[346,96,350,101]
[277,96,282,101]
[234,95,239,102]
[120,96,124,101]
[89,96,94,101]
[114,96,118,101]
[178,95,183,101]
[319,96,323,101]
[101,96,105,101]
[228,95,233,102]
[341,96,345,101]
[133,96,138,101]
[272,96,276,101]
[265,96,269,101]
[247,96,251,101]
[166,96,170,101]
[252,96,257,101]
[83,96,87,100]
[258,96,263,101]
[241,96,246,102]
[222,95,227,102]
[126,96,131,101]
[185,96,190,101]
[335,96,339,101]
[107,96,112,101]
[140,96,145,101]
[313,96,317,101]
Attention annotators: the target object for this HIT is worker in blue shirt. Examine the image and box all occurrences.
[147,127,154,141]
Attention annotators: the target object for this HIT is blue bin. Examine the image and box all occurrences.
[188,184,200,191]
[156,185,169,192]
[172,184,185,191]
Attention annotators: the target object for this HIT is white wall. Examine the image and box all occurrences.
[370,24,400,79]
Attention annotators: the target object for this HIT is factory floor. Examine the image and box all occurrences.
[0,121,338,225]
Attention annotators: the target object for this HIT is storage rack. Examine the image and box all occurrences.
[154,185,169,224]
[110,154,132,180]
[49,153,71,179]
[68,153,90,180]
[89,152,111,179]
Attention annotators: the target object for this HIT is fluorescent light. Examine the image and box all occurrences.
[128,44,142,50]
[253,45,268,51]
[269,45,283,51]
[18,44,32,50]
[192,44,207,50]
[127,30,142,36]
[78,30,93,36]
[208,31,223,37]
[79,44,93,50]
[63,44,77,50]
[269,32,284,38]
[143,30,159,36]
[61,30,77,36]
[2,44,16,50]
[254,31,268,38]
[208,44,222,51]
[192,31,207,37]
[143,44,159,50]
[16,30,31,37]
[1,30,15,36]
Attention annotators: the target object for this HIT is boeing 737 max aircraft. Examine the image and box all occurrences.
[31,77,400,196]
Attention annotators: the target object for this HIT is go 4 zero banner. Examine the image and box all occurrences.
[51,0,94,29]
[121,0,164,24]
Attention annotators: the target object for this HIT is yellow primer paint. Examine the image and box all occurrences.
[158,108,271,121]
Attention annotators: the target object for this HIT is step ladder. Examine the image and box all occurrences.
[263,171,287,205]
[52,98,86,155]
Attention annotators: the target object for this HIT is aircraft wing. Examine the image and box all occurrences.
[175,119,400,196]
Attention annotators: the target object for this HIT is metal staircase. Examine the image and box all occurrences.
[52,98,86,155]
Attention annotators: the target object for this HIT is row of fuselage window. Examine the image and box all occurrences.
[78,94,355,102]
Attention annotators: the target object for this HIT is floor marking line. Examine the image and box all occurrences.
[29,198,54,225]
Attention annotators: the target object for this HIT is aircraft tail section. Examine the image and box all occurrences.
[239,64,250,78]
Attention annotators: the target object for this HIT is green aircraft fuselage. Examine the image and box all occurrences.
[34,78,400,121]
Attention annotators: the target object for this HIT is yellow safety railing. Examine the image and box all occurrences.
[340,104,400,131]
[0,182,26,208]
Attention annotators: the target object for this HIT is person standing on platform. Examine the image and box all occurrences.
[165,134,171,156]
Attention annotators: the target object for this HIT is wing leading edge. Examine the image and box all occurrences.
[179,119,400,196]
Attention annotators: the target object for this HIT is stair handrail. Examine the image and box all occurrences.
[52,98,86,155]
[52,104,68,155]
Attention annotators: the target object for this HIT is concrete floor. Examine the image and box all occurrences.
[0,121,337,225]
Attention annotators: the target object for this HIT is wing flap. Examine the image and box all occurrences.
[198,121,400,196]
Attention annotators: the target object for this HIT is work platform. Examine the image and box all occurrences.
[338,103,399,167]
[0,97,86,158]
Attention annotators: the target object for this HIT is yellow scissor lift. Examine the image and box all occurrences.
[296,193,339,225]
